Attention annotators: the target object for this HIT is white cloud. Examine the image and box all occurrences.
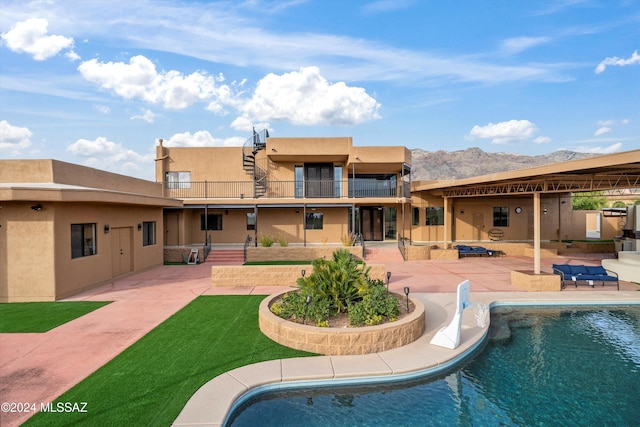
[131,109,156,123]
[467,119,538,144]
[94,104,111,114]
[77,55,239,110]
[501,36,551,55]
[533,136,551,144]
[0,120,32,152]
[163,131,244,147]
[595,50,640,74]
[594,127,611,136]
[234,66,380,129]
[362,0,415,14]
[1,18,75,61]
[66,136,154,176]
[574,143,623,154]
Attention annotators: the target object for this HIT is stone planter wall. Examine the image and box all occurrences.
[246,246,363,262]
[258,291,426,355]
[511,270,561,291]
[212,264,387,287]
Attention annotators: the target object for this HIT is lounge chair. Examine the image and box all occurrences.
[455,245,493,257]
[552,264,619,290]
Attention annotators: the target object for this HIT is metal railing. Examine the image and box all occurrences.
[164,179,404,199]
[243,234,253,262]
[203,235,211,260]
[398,236,408,261]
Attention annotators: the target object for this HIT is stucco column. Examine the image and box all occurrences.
[444,196,451,249]
[533,192,541,274]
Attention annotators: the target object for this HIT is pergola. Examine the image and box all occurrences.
[413,149,640,274]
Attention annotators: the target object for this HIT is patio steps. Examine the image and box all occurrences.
[206,249,245,265]
[364,247,405,263]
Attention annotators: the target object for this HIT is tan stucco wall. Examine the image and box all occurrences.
[0,203,56,301]
[511,270,561,291]
[1,201,164,302]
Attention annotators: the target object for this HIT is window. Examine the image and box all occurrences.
[246,212,256,230]
[142,221,156,246]
[305,212,324,229]
[412,207,420,226]
[71,223,96,259]
[165,171,191,189]
[200,213,222,230]
[295,166,303,198]
[385,207,396,239]
[493,207,509,227]
[425,207,444,225]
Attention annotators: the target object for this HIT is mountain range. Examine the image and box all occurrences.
[410,147,594,181]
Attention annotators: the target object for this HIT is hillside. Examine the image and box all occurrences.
[410,147,595,181]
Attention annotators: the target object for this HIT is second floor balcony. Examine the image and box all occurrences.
[164,178,411,200]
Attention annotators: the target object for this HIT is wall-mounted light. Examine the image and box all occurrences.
[301,269,306,278]
[296,209,300,214]
[31,204,42,211]
[104,224,110,233]
[460,210,465,215]
[543,208,548,215]
[138,223,142,231]
[225,209,229,215]
[271,148,277,152]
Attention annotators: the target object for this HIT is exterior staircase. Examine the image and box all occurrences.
[206,249,245,265]
[242,128,268,198]
[364,247,405,263]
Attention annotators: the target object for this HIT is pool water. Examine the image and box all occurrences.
[228,306,640,426]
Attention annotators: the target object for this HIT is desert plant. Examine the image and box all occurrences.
[258,233,274,247]
[296,249,370,315]
[341,233,356,246]
[277,233,289,247]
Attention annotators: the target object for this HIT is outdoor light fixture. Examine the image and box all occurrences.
[386,271,391,292]
[30,204,42,211]
[104,224,110,233]
[137,223,142,230]
[303,294,312,324]
[404,286,410,312]
[301,269,306,278]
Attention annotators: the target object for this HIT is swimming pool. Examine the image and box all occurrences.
[227,306,640,426]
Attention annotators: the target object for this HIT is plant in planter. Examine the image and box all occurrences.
[271,249,400,327]
[258,233,275,247]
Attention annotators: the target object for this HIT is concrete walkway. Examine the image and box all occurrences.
[1,256,638,426]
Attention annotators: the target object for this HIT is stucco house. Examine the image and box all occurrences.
[0,160,180,302]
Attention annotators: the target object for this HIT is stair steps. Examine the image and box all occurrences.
[206,249,245,265]
[364,247,405,263]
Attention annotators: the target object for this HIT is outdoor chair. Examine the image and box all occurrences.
[552,264,619,290]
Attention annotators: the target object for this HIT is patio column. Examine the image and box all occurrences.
[444,196,451,249]
[533,192,541,274]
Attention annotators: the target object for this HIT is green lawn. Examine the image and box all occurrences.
[0,301,111,333]
[25,295,314,426]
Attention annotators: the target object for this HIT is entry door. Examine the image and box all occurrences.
[165,214,179,245]
[112,227,132,277]
[361,207,384,241]
[472,212,484,241]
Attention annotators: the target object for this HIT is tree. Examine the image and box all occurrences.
[612,201,627,208]
[572,191,607,210]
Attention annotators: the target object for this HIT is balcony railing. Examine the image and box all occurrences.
[164,179,408,199]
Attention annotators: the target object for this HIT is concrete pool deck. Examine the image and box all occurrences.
[1,255,639,427]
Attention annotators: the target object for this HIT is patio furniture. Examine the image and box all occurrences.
[455,245,493,257]
[552,264,619,290]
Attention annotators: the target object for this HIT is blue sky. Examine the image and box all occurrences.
[1,0,639,180]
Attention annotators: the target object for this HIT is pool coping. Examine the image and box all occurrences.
[172,290,640,427]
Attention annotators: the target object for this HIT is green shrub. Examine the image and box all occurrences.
[275,291,330,325]
[348,279,400,326]
[258,233,274,247]
[296,249,369,315]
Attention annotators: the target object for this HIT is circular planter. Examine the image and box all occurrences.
[259,290,425,355]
